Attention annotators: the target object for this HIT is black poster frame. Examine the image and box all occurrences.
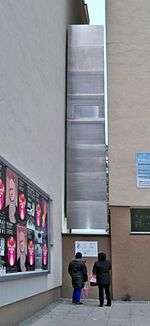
[0,155,51,281]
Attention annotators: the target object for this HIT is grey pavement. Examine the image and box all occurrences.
[20,299,150,326]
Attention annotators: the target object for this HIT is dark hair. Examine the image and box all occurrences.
[75,252,82,259]
[98,252,106,261]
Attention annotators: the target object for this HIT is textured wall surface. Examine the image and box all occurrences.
[62,234,111,299]
[107,0,150,205]
[0,0,81,307]
[110,206,150,300]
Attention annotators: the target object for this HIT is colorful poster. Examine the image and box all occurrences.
[5,169,18,224]
[35,193,42,227]
[6,234,17,273]
[0,158,49,276]
[18,179,27,222]
[42,240,48,269]
[27,229,35,271]
[0,162,5,210]
[17,225,27,272]
[41,199,48,230]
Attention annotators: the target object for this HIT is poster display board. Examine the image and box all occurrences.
[136,153,150,188]
[75,241,98,257]
[0,158,49,276]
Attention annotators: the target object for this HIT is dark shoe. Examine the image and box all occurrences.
[99,304,103,307]
[75,302,83,305]
[105,303,111,307]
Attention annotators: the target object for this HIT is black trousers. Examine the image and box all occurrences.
[98,284,111,306]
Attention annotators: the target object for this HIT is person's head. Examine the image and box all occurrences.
[98,252,106,261]
[75,252,82,259]
[9,178,16,202]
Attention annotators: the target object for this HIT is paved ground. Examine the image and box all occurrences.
[20,299,150,326]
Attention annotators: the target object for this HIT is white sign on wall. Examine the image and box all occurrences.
[75,241,98,257]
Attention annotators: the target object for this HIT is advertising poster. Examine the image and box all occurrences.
[35,192,42,228]
[35,244,42,270]
[41,199,48,230]
[0,162,5,211]
[18,179,27,223]
[42,237,48,270]
[0,210,6,236]
[0,237,5,256]
[27,229,35,271]
[26,185,35,229]
[35,229,43,244]
[5,169,18,224]
[6,234,17,273]
[0,157,49,276]
[17,225,27,272]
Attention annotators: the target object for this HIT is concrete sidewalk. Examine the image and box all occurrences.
[20,299,150,326]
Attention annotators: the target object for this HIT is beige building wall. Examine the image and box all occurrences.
[62,234,111,299]
[107,0,150,206]
[107,0,150,299]
[111,207,150,300]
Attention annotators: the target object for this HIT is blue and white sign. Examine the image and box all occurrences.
[136,153,150,188]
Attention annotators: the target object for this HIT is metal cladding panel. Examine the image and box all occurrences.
[68,47,104,71]
[67,146,106,173]
[68,25,104,47]
[67,172,106,201]
[67,96,104,119]
[67,201,107,229]
[69,105,104,120]
[68,72,104,95]
[66,25,107,230]
[68,95,104,107]
[67,121,105,145]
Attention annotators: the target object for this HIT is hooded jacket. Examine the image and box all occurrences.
[92,253,111,286]
[68,258,88,288]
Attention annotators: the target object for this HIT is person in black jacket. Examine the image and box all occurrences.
[68,252,88,304]
[92,252,111,307]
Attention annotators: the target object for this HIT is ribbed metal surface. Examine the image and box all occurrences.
[68,122,105,145]
[68,47,104,71]
[67,201,107,229]
[68,25,104,47]
[68,72,104,94]
[66,25,107,230]
[67,146,106,173]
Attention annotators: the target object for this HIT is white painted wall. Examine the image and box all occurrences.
[0,0,81,307]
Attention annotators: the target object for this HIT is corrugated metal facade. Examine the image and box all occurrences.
[66,25,107,230]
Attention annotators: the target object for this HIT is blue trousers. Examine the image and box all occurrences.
[72,288,81,303]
